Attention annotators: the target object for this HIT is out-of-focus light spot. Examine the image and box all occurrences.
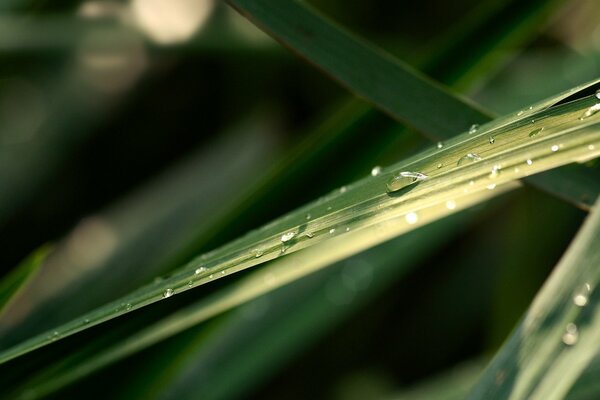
[131,0,214,45]
[78,1,126,19]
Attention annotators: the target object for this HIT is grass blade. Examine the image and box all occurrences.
[0,85,598,364]
[468,195,600,399]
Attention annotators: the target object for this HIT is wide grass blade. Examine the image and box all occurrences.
[468,196,600,399]
[0,85,598,364]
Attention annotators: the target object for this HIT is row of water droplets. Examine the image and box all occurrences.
[562,282,594,346]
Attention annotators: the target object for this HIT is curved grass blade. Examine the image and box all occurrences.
[225,0,600,209]
[0,89,599,364]
[0,245,51,317]
[468,196,600,399]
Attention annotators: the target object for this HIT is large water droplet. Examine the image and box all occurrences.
[405,212,418,224]
[305,231,314,238]
[529,127,543,138]
[253,248,264,258]
[371,166,382,176]
[573,283,591,307]
[469,124,479,134]
[280,231,296,243]
[386,171,428,193]
[562,323,579,346]
[457,153,482,166]
[163,288,174,298]
[580,103,600,120]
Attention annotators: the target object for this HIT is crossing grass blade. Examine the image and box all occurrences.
[0,84,598,365]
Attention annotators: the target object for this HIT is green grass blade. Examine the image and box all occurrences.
[0,245,51,317]
[225,0,599,210]
[468,196,600,399]
[0,86,598,364]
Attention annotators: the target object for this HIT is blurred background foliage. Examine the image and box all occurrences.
[0,0,599,398]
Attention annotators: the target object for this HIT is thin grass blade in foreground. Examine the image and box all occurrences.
[0,86,599,364]
[225,0,600,209]
[468,196,600,399]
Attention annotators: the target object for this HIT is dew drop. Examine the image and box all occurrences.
[517,110,524,116]
[163,288,174,298]
[596,89,600,100]
[489,165,501,179]
[457,153,482,166]
[327,206,332,211]
[436,163,442,169]
[469,124,479,134]
[489,136,495,144]
[188,281,194,288]
[437,141,443,149]
[371,166,382,176]
[305,231,314,238]
[446,200,456,210]
[209,274,214,279]
[580,103,600,120]
[551,144,559,152]
[386,171,428,193]
[329,228,336,234]
[589,145,596,151]
[84,318,90,324]
[253,248,264,258]
[280,231,296,243]
[573,283,591,307]
[340,186,347,193]
[529,127,544,138]
[345,227,350,232]
[195,267,206,275]
[526,159,533,166]
[126,303,132,310]
[51,331,60,341]
[487,183,497,190]
[562,323,579,346]
[306,213,311,220]
[405,212,418,224]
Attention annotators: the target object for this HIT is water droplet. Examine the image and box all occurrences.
[487,183,497,190]
[551,144,559,152]
[517,110,524,116]
[589,145,596,151]
[573,283,591,307]
[436,141,443,149]
[595,89,600,100]
[528,106,533,110]
[436,163,442,169]
[488,136,495,144]
[489,165,501,179]
[327,206,332,211]
[340,186,347,193]
[329,228,336,234]
[163,288,174,298]
[562,323,579,346]
[305,231,314,238]
[371,166,382,176]
[386,171,428,193]
[84,318,90,324]
[457,153,482,166]
[526,159,533,166]
[252,248,264,258]
[280,232,296,243]
[209,274,214,279]
[51,331,60,341]
[221,270,226,275]
[195,267,206,275]
[305,213,311,220]
[405,212,418,224]
[188,281,194,288]
[529,127,544,138]
[345,227,350,232]
[580,103,600,120]
[446,200,456,210]
[469,124,479,134]
[126,303,132,310]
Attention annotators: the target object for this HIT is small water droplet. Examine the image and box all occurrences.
[573,283,591,307]
[489,136,495,144]
[253,248,264,258]
[595,89,600,100]
[446,200,456,210]
[529,127,544,138]
[329,228,336,234]
[163,288,174,298]
[340,186,347,193]
[221,270,226,275]
[195,267,206,275]
[517,110,524,116]
[589,145,596,151]
[209,274,214,279]
[305,231,314,238]
[551,144,559,152]
[371,166,382,176]
[457,153,482,166]
[437,141,443,149]
[327,206,332,211]
[469,124,479,134]
[436,163,442,169]
[562,323,579,346]
[84,318,90,324]
[489,165,501,179]
[487,183,497,190]
[529,106,533,110]
[526,159,533,166]
[405,212,418,224]
[306,213,311,220]
[345,227,350,232]
[281,231,296,243]
[580,103,600,120]
[126,303,132,310]
[51,331,60,341]
[386,171,428,193]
